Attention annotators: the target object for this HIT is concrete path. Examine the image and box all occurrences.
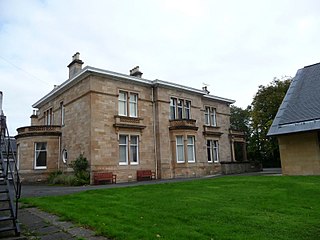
[3,168,281,239]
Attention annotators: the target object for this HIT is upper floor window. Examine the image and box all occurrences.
[204,107,217,126]
[44,108,53,125]
[35,142,47,169]
[170,98,191,120]
[118,91,138,117]
[60,102,65,126]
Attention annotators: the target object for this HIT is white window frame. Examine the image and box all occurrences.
[119,91,138,117]
[34,142,47,170]
[118,91,128,116]
[60,102,65,126]
[205,106,217,126]
[185,101,191,119]
[207,140,219,163]
[170,97,191,120]
[129,93,138,117]
[176,136,185,163]
[119,134,140,165]
[170,98,177,120]
[44,108,53,125]
[119,135,128,165]
[130,135,139,165]
[187,136,196,163]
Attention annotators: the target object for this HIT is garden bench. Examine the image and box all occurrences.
[137,170,155,181]
[93,172,116,185]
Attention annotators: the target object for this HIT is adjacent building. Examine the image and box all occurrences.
[268,62,320,175]
[16,53,245,183]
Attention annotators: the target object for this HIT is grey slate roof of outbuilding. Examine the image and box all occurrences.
[268,62,320,136]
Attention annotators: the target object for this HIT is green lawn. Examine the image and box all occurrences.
[22,176,320,240]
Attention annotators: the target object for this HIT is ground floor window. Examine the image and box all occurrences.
[176,135,196,163]
[187,136,195,163]
[207,140,219,163]
[119,134,139,165]
[35,142,47,169]
[176,136,185,163]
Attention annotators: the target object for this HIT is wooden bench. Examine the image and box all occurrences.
[137,170,155,181]
[93,172,116,185]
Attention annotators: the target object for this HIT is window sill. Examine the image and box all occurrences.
[34,167,47,170]
[130,162,139,165]
[119,162,128,166]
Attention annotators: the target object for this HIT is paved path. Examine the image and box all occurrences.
[3,168,281,239]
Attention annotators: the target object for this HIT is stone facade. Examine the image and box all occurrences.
[16,54,241,183]
[278,132,320,175]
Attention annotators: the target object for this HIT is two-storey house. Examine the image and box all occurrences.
[16,53,241,183]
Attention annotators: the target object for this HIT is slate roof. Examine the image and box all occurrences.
[268,62,320,136]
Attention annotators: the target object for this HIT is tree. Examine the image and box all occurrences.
[249,77,291,167]
[230,105,251,138]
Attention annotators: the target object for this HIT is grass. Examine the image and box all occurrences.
[21,176,320,240]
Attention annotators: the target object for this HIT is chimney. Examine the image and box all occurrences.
[67,52,84,79]
[30,110,38,126]
[202,86,210,94]
[130,66,143,78]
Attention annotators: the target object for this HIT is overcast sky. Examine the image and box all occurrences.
[1,0,320,135]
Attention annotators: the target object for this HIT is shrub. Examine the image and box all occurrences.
[71,154,90,185]
[47,170,62,184]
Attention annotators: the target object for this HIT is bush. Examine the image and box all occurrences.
[47,154,90,186]
[47,170,62,184]
[71,154,90,185]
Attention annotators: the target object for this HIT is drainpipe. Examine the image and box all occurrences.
[58,136,61,171]
[152,86,158,179]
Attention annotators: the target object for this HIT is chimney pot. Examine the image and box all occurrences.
[67,52,84,79]
[130,66,143,78]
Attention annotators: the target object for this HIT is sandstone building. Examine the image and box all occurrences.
[268,62,320,175]
[16,53,243,183]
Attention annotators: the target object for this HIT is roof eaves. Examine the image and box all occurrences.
[203,94,235,104]
[152,79,206,95]
[32,66,91,108]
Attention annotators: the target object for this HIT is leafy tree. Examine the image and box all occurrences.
[230,105,251,138]
[249,77,291,167]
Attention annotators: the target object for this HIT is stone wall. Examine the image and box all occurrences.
[278,131,320,175]
[220,161,262,175]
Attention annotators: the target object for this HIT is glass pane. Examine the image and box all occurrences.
[130,146,137,162]
[187,146,194,161]
[36,151,47,167]
[211,109,216,126]
[119,92,126,100]
[177,146,184,162]
[130,136,138,144]
[185,101,191,119]
[119,135,127,144]
[178,100,183,118]
[36,142,47,150]
[130,102,137,117]
[119,146,127,163]
[207,146,212,162]
[176,136,183,144]
[130,93,137,103]
[187,136,194,144]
